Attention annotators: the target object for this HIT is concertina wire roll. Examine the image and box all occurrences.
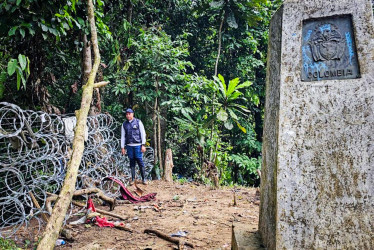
[0,102,154,238]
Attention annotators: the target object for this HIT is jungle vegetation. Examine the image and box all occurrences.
[0,0,283,187]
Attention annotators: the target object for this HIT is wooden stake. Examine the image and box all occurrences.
[29,191,49,222]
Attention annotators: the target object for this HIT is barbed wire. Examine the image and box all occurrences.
[0,102,154,238]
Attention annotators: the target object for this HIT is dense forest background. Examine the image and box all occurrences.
[0,0,283,186]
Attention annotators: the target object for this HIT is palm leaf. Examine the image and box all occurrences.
[226,77,240,97]
[236,81,252,90]
[231,103,251,113]
[227,91,242,101]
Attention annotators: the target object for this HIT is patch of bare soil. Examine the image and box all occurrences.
[58,180,260,249]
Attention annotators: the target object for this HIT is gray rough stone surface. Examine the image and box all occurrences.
[260,0,374,249]
[259,5,282,250]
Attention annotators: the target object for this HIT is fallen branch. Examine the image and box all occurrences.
[46,194,124,221]
[73,187,116,211]
[45,188,115,213]
[144,229,194,249]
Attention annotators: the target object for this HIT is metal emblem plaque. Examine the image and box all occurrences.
[301,15,360,82]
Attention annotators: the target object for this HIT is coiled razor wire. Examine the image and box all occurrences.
[0,102,154,238]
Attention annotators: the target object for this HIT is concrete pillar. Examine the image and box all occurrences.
[259,0,374,249]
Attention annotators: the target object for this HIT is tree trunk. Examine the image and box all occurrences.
[209,10,226,161]
[214,10,225,77]
[82,33,92,86]
[37,1,107,249]
[163,149,174,182]
[127,0,133,24]
[152,90,158,169]
[157,104,163,174]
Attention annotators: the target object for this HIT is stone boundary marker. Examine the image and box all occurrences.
[259,0,374,249]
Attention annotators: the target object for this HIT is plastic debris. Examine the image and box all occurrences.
[55,239,66,246]
[170,230,188,237]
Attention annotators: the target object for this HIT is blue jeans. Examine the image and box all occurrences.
[126,145,145,181]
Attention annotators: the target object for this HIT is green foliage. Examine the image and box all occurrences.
[0,237,19,250]
[213,74,252,132]
[230,154,261,176]
[0,0,282,187]
[172,173,189,184]
[0,53,30,95]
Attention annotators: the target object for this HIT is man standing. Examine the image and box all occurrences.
[121,108,147,185]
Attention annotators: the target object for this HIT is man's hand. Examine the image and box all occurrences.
[141,145,146,153]
[121,148,126,155]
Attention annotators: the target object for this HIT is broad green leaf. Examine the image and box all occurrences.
[0,83,4,99]
[181,110,195,123]
[8,26,18,36]
[218,74,226,92]
[235,120,247,133]
[217,109,228,121]
[41,24,48,32]
[19,28,25,38]
[224,120,233,130]
[16,0,21,6]
[174,117,189,125]
[7,59,17,76]
[228,91,242,101]
[28,27,35,36]
[227,108,238,120]
[16,70,21,90]
[42,33,48,40]
[77,17,85,26]
[62,22,70,30]
[26,57,30,76]
[18,54,27,70]
[227,77,240,97]
[236,81,252,90]
[21,73,26,89]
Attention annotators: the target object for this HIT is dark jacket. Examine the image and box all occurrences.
[122,118,141,145]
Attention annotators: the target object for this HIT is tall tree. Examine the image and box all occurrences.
[37,0,108,248]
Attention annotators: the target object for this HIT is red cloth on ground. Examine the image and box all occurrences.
[86,197,124,228]
[104,177,157,203]
[87,198,96,212]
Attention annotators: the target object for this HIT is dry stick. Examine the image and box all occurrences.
[144,229,194,248]
[29,191,49,222]
[233,191,237,206]
[46,194,127,222]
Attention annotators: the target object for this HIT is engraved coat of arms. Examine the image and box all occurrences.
[309,23,343,62]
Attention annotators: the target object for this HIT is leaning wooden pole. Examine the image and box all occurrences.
[37,1,107,249]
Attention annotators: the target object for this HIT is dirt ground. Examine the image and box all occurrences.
[55,180,261,250]
[15,180,260,249]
